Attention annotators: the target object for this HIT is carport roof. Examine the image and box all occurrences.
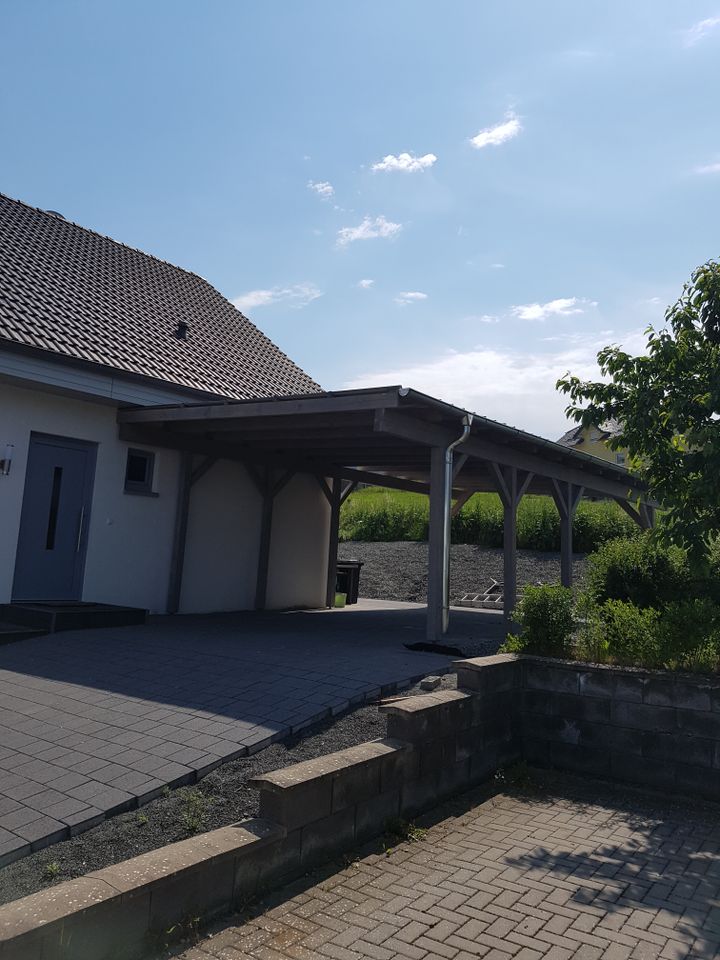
[118,385,644,502]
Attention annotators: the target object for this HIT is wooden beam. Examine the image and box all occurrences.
[427,446,447,643]
[451,490,473,518]
[453,453,468,479]
[190,456,217,487]
[315,475,333,504]
[166,452,193,614]
[325,477,342,608]
[374,408,644,501]
[118,389,403,425]
[615,497,654,530]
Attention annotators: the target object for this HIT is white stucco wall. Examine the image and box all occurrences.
[179,460,263,614]
[0,377,330,615]
[0,379,179,612]
[266,473,330,610]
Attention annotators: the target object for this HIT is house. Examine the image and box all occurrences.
[557,420,629,467]
[1,192,650,638]
[0,193,330,614]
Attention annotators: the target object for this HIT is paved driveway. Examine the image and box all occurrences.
[0,601,498,866]
[177,779,720,960]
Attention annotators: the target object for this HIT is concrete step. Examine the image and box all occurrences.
[0,602,147,633]
[0,621,46,645]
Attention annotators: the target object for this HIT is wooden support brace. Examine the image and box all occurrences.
[340,481,358,505]
[451,490,473,518]
[190,456,217,487]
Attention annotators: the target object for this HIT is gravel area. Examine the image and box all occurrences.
[339,541,588,603]
[0,674,456,907]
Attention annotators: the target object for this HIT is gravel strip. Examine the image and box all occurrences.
[338,541,588,603]
[0,674,457,907]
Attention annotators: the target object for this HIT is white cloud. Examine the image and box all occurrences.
[372,152,437,173]
[394,291,428,306]
[307,180,334,199]
[342,330,646,439]
[683,15,720,46]
[470,111,522,149]
[233,282,322,312]
[695,161,720,175]
[466,314,499,324]
[490,263,505,270]
[337,215,402,247]
[511,297,592,321]
[357,278,375,289]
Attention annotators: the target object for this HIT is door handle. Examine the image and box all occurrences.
[76,506,85,553]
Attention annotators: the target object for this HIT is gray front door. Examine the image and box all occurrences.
[12,434,97,601]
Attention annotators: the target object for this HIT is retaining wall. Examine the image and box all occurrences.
[2,654,718,959]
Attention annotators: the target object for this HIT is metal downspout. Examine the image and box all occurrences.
[442,414,473,633]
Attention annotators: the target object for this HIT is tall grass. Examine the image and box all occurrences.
[339,488,637,553]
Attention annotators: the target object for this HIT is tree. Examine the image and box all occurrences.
[557,259,720,567]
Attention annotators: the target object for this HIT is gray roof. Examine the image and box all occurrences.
[0,193,321,399]
[557,419,624,447]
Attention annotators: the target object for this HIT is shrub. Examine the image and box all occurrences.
[501,584,575,658]
[598,600,661,667]
[655,599,720,668]
[584,535,690,608]
[340,488,637,552]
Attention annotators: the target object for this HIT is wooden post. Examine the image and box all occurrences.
[426,445,447,642]
[166,452,194,614]
[255,475,274,611]
[491,464,533,621]
[254,468,295,611]
[552,480,584,588]
[325,477,342,608]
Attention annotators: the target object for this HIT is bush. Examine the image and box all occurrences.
[597,599,661,667]
[584,535,690,608]
[501,585,575,658]
[655,599,720,669]
[340,488,637,553]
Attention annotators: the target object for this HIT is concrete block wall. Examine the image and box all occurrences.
[3,655,715,959]
[0,681,519,960]
[514,656,720,798]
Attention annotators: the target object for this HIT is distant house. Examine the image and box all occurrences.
[557,420,628,467]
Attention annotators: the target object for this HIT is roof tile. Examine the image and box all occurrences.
[0,194,321,399]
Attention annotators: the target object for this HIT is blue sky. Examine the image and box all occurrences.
[2,1,719,437]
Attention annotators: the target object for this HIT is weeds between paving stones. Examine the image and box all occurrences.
[382,817,427,855]
[495,760,543,794]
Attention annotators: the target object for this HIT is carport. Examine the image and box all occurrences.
[117,386,649,642]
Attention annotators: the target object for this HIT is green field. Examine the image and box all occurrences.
[339,486,637,553]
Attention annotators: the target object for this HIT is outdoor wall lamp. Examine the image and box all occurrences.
[0,444,14,476]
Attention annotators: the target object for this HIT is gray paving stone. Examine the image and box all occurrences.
[0,601,457,859]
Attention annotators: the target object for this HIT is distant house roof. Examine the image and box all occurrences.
[557,419,624,448]
[0,193,321,399]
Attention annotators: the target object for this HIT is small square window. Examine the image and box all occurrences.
[124,448,156,495]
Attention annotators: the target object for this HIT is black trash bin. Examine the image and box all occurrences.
[336,560,364,604]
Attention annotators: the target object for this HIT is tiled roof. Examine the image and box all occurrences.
[557,419,624,447]
[0,193,321,399]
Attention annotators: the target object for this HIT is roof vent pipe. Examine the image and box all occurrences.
[442,414,473,633]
